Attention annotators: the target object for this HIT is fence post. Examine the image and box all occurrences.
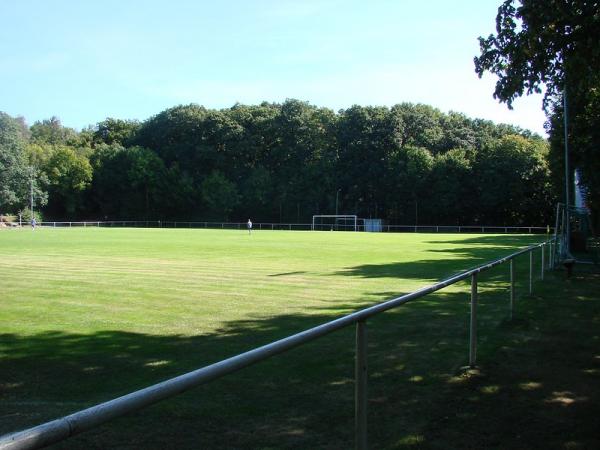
[355,320,368,450]
[529,250,533,295]
[469,273,478,368]
[541,244,545,280]
[510,259,515,320]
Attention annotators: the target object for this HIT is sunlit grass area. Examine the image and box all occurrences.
[0,228,543,337]
[2,228,598,449]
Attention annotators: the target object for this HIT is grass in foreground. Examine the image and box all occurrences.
[3,228,594,449]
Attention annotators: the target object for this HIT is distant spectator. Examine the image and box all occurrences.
[247,219,252,234]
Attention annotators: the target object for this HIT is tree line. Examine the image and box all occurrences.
[1,100,555,226]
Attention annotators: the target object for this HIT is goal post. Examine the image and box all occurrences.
[312,215,358,231]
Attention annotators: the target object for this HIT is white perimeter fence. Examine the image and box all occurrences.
[0,238,558,450]
[29,220,551,234]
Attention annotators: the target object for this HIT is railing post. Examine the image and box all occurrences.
[510,259,515,320]
[355,320,368,450]
[469,273,478,368]
[529,250,533,295]
[541,244,545,280]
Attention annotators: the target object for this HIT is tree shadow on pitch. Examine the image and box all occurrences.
[1,272,599,450]
[334,235,544,282]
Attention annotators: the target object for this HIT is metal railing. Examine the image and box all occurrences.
[31,220,551,234]
[0,238,556,450]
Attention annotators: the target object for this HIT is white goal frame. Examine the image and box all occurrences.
[311,215,358,231]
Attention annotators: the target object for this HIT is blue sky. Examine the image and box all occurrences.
[0,0,547,135]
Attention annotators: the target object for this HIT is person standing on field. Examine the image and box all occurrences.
[31,218,36,230]
[247,219,252,234]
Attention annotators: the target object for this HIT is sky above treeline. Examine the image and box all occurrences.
[0,0,548,135]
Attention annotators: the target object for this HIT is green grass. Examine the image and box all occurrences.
[0,228,542,337]
[2,228,598,449]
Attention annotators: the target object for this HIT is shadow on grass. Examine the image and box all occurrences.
[1,269,599,449]
[426,234,547,247]
[334,235,546,281]
[268,271,307,277]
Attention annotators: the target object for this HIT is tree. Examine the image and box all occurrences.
[132,104,209,168]
[474,135,553,225]
[474,0,600,109]
[200,171,239,220]
[43,146,92,217]
[391,103,443,151]
[126,146,167,218]
[337,105,401,218]
[385,145,435,224]
[88,143,131,218]
[429,149,474,224]
[30,117,79,146]
[0,112,47,213]
[93,118,141,146]
[475,0,600,230]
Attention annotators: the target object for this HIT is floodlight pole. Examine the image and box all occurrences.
[335,189,341,216]
[30,168,34,221]
[563,84,570,253]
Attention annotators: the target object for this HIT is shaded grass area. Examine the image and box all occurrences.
[3,229,595,448]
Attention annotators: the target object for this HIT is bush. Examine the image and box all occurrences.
[17,210,43,224]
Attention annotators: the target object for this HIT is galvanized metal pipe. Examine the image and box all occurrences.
[541,244,545,280]
[510,259,515,320]
[0,241,551,450]
[355,321,368,450]
[469,273,478,368]
[529,251,533,295]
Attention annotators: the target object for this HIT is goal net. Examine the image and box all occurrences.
[312,215,358,231]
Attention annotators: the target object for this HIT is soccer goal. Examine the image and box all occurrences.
[312,215,358,231]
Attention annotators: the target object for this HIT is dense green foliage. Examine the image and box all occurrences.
[475,0,600,230]
[0,113,46,215]
[0,102,553,225]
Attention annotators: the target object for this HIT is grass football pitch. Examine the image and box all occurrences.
[4,228,598,449]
